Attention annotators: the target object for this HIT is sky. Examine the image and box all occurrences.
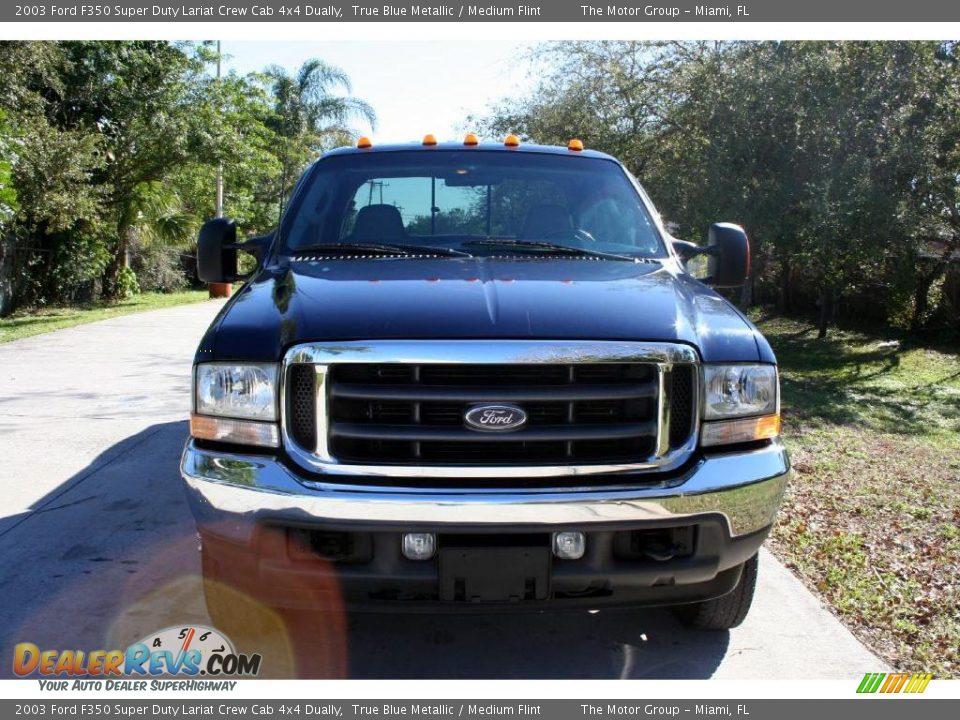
[220,41,537,144]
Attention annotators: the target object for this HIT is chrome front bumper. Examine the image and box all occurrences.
[180,440,790,544]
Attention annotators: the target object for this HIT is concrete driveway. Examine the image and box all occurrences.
[0,301,885,678]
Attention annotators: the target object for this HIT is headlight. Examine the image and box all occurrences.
[192,363,280,448]
[702,364,778,420]
[195,363,278,421]
[701,364,780,447]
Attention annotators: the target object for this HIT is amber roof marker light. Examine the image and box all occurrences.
[504,134,520,147]
[464,133,479,146]
[422,134,438,146]
[356,136,372,149]
[567,138,584,152]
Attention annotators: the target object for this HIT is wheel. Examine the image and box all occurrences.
[675,553,759,631]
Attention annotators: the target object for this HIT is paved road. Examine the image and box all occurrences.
[0,301,886,679]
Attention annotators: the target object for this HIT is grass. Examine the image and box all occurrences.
[753,312,960,677]
[0,290,212,343]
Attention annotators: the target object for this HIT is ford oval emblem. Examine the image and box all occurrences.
[464,404,528,432]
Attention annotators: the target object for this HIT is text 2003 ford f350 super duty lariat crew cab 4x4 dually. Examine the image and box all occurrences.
[181,135,789,631]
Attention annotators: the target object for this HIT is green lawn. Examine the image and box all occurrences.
[0,290,212,343]
[754,312,960,677]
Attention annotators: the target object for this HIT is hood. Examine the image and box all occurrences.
[198,257,773,364]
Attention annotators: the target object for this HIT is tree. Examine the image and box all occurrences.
[0,42,376,312]
[174,47,283,235]
[262,59,376,218]
[0,41,107,308]
[0,111,17,229]
[478,40,960,337]
[890,42,960,332]
[48,42,209,299]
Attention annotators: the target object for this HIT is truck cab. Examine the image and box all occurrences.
[181,136,789,632]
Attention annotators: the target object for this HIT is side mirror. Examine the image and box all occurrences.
[197,218,238,284]
[706,222,750,288]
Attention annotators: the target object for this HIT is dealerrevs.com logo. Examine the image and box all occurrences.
[13,625,261,685]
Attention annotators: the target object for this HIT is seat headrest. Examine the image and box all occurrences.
[351,204,406,242]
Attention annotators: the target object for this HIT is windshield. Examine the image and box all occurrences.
[280,150,666,258]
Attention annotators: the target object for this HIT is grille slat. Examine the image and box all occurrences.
[330,420,658,443]
[330,383,658,402]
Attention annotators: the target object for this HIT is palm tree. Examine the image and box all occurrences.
[264,59,376,218]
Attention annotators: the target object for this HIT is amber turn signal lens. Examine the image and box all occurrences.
[700,413,781,447]
[190,413,280,448]
[464,133,479,146]
[356,136,372,149]
[567,138,584,152]
[422,134,438,146]
[504,134,520,147]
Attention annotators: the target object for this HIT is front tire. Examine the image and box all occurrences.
[675,553,759,631]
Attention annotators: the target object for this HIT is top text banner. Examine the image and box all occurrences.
[6,1,960,23]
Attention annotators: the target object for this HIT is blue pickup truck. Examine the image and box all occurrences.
[181,136,789,632]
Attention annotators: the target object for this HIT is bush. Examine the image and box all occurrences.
[115,266,140,299]
[131,243,188,294]
[16,227,112,307]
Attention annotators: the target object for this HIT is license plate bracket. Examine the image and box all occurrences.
[439,546,551,602]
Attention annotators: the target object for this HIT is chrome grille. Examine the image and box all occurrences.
[282,341,699,479]
[326,362,658,464]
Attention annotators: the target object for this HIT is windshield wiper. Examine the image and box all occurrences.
[463,238,639,262]
[291,242,471,258]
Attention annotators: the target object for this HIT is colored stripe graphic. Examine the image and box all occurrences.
[857,672,932,694]
[857,673,880,693]
[892,673,910,693]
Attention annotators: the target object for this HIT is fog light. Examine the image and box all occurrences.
[553,531,586,560]
[402,533,436,561]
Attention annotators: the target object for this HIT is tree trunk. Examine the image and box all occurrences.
[779,259,791,313]
[278,157,288,223]
[738,272,753,309]
[817,285,834,339]
[0,234,12,315]
[103,224,133,302]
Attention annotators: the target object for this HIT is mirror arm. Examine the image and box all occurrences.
[221,235,273,281]
[672,239,699,260]
[234,234,273,262]
[672,239,719,261]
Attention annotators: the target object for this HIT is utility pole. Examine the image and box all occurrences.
[215,40,224,218]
